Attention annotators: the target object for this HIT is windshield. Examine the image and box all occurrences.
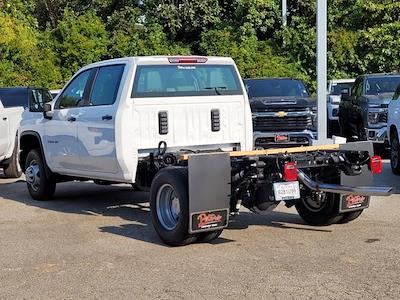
[245,79,309,98]
[329,82,353,95]
[0,89,28,108]
[132,65,242,97]
[365,76,400,95]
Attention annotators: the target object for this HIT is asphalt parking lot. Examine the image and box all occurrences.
[1,160,400,299]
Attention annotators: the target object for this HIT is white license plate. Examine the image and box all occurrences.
[273,181,300,201]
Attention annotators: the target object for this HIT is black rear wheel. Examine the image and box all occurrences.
[295,191,342,226]
[198,229,223,242]
[150,167,198,246]
[338,210,363,224]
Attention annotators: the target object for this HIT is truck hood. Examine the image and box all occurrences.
[249,96,316,110]
[365,93,393,107]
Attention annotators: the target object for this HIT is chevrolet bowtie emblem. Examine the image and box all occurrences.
[276,111,287,117]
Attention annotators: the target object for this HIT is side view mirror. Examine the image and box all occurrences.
[43,103,53,119]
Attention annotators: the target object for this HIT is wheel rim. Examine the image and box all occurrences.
[301,192,327,212]
[156,184,181,231]
[25,160,40,192]
[391,136,399,168]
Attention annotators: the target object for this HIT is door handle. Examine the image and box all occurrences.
[2,117,7,121]
[67,116,76,122]
[102,115,113,120]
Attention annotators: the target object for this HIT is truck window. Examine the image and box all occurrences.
[58,70,91,109]
[30,89,44,112]
[29,89,53,112]
[245,79,309,98]
[329,83,353,95]
[364,76,400,95]
[89,65,124,106]
[132,65,242,97]
[0,89,28,108]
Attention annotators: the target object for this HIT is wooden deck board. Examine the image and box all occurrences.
[181,144,340,160]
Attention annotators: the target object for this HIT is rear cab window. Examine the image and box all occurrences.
[132,64,243,98]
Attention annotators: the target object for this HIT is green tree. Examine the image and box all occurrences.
[0,12,61,87]
[107,7,190,57]
[200,27,308,82]
[51,9,108,79]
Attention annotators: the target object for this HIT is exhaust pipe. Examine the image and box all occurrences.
[297,170,393,196]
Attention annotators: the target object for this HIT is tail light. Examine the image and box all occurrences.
[284,162,298,181]
[370,155,382,174]
[168,57,208,64]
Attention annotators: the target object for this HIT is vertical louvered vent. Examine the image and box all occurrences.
[158,111,168,135]
[211,109,220,132]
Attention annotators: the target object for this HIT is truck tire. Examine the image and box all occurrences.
[295,192,342,226]
[3,142,22,178]
[150,167,197,246]
[338,210,363,224]
[198,229,223,242]
[25,149,56,200]
[390,131,400,175]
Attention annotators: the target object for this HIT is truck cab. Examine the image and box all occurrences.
[19,56,253,186]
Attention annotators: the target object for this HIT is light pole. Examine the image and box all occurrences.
[282,0,287,27]
[315,0,329,144]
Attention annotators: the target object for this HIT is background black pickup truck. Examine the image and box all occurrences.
[338,73,400,143]
[244,78,316,148]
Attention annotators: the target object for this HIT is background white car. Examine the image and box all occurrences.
[327,79,354,136]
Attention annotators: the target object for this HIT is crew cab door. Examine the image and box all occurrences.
[75,64,124,173]
[44,69,92,172]
[0,102,9,157]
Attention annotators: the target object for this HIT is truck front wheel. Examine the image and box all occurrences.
[295,191,342,226]
[150,167,197,246]
[25,149,56,200]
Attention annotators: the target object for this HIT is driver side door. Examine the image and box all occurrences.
[43,69,93,172]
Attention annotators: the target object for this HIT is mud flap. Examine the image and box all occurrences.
[339,141,373,212]
[188,153,231,233]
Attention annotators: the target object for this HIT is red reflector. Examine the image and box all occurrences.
[284,162,298,181]
[168,57,208,64]
[370,155,382,174]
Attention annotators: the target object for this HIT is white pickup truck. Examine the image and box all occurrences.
[327,79,354,136]
[0,99,23,177]
[19,56,392,246]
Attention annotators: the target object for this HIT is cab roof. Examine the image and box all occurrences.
[81,56,236,70]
